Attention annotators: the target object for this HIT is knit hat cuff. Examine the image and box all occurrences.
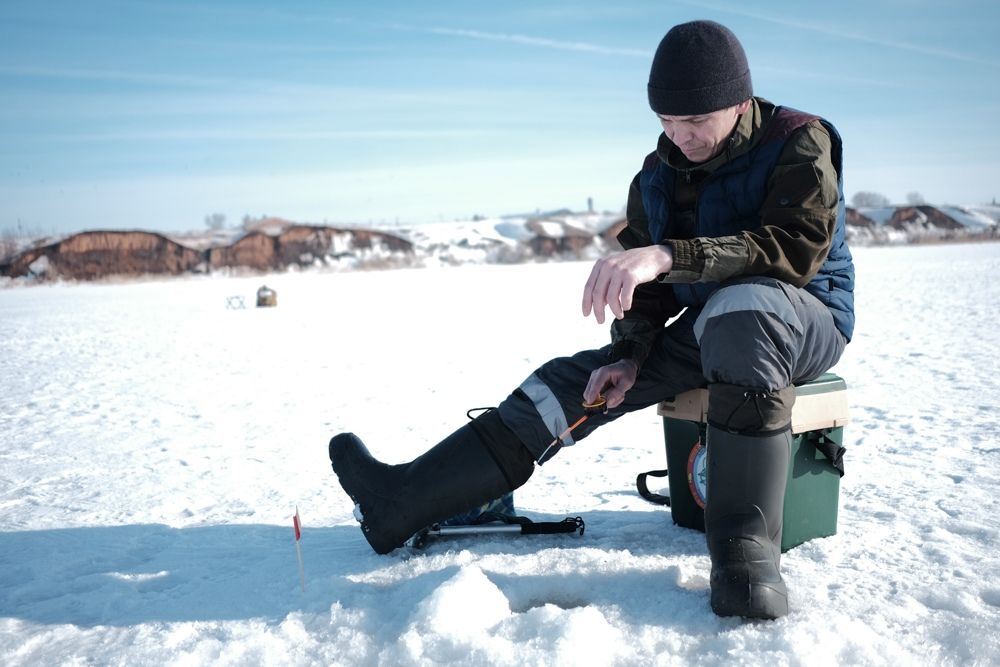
[648,72,752,116]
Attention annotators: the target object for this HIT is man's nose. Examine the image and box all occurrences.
[666,123,691,145]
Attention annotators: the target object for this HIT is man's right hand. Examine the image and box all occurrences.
[581,245,674,324]
[584,359,639,410]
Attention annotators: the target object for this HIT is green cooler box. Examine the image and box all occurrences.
[653,374,849,551]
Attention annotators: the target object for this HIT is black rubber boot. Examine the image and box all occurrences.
[705,425,792,619]
[329,409,534,554]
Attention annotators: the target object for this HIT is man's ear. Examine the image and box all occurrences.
[735,98,752,114]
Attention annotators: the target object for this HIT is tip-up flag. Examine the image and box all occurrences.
[293,506,305,592]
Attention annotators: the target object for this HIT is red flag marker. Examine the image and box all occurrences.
[293,506,305,592]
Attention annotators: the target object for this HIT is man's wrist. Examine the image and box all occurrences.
[619,358,640,372]
[657,242,674,277]
[608,340,647,367]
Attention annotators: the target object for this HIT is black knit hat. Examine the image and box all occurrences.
[647,20,752,115]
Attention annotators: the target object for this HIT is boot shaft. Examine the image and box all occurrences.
[704,425,792,619]
[705,426,791,543]
[329,409,533,554]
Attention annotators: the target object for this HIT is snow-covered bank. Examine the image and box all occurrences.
[2,245,999,665]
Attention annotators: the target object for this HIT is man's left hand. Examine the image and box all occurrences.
[582,245,673,324]
[584,359,639,409]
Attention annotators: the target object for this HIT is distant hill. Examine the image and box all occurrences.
[846,204,999,245]
[0,211,623,282]
[0,223,415,281]
[2,204,997,282]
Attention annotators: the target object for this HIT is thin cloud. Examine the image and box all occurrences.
[20,128,489,144]
[683,1,1000,68]
[0,64,243,89]
[421,25,648,57]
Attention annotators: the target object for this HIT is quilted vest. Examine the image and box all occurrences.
[639,107,855,341]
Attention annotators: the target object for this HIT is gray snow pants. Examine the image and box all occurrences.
[497,277,848,462]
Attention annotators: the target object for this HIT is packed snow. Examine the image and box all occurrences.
[2,243,999,666]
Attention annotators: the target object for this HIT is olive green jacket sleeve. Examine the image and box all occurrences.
[663,121,840,287]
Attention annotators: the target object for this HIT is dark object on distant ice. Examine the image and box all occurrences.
[256,285,277,307]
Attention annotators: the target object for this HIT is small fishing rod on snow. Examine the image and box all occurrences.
[536,396,608,465]
[409,516,585,548]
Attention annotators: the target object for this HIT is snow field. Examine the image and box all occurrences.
[2,245,1000,665]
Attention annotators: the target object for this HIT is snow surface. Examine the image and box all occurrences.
[2,243,1000,666]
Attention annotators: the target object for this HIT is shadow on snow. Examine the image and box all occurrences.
[0,510,712,629]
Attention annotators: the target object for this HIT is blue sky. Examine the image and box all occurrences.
[2,0,998,235]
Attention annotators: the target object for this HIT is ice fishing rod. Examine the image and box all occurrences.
[536,396,608,464]
[409,516,585,548]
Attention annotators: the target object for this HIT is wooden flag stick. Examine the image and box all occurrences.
[293,506,305,592]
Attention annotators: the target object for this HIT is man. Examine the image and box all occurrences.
[329,20,854,620]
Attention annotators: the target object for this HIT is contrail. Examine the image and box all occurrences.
[681,1,999,68]
[425,26,648,57]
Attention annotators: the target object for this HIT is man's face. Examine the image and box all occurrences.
[656,99,751,163]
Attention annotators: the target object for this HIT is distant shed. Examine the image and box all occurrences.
[207,225,414,272]
[207,231,278,272]
[276,225,413,265]
[888,206,964,231]
[525,218,598,257]
[845,207,877,228]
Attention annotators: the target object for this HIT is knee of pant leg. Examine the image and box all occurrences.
[695,281,802,390]
[496,385,565,462]
[707,383,795,434]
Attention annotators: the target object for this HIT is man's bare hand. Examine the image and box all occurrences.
[582,245,673,324]
[584,359,639,409]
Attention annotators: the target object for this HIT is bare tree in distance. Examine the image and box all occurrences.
[851,191,891,208]
[204,213,227,230]
[906,192,926,205]
[0,227,19,262]
[1,221,53,261]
